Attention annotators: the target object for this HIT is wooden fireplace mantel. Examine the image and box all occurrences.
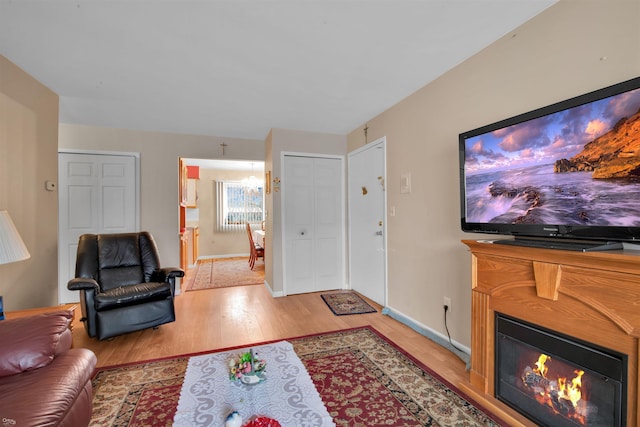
[462,239,640,426]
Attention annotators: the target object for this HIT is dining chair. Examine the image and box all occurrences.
[246,223,264,270]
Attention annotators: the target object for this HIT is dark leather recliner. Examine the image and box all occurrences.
[67,232,184,340]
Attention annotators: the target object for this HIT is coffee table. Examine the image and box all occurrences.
[173,341,335,427]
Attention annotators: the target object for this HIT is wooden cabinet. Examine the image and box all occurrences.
[178,161,199,282]
[184,165,199,208]
[180,231,189,273]
[186,179,197,207]
[192,226,199,262]
[180,159,188,207]
[180,227,199,273]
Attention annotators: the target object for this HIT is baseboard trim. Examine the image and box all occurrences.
[382,305,471,368]
[264,280,284,297]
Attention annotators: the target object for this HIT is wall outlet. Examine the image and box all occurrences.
[443,296,452,313]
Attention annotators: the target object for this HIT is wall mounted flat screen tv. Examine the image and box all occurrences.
[459,76,640,249]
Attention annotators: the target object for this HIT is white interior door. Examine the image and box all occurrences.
[283,155,344,295]
[348,138,386,305]
[58,152,139,304]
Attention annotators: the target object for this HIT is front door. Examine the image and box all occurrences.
[283,155,344,295]
[348,138,386,305]
[58,152,139,304]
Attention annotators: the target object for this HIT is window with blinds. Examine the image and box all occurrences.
[215,180,264,232]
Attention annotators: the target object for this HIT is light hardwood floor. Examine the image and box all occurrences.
[70,283,534,426]
[72,284,465,376]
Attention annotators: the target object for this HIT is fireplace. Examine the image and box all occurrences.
[495,314,627,426]
[463,240,640,425]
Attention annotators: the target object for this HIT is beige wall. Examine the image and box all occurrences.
[59,124,264,270]
[0,55,59,311]
[347,0,640,348]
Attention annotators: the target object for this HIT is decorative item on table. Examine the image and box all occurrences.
[245,416,282,427]
[225,411,243,427]
[228,349,266,384]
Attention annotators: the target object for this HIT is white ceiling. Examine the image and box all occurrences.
[0,0,556,141]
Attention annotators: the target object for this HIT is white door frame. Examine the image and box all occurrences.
[280,151,346,296]
[57,149,140,303]
[347,137,387,305]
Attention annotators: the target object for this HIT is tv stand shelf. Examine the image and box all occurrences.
[462,239,640,426]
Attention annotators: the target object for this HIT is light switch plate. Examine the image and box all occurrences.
[400,173,411,194]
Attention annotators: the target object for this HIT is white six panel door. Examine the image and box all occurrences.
[58,152,137,304]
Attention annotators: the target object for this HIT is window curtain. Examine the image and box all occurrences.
[215,180,263,233]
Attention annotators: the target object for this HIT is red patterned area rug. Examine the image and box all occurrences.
[89,327,507,427]
[186,257,264,291]
[320,291,377,315]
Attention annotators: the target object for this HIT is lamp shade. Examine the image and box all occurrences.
[0,210,30,265]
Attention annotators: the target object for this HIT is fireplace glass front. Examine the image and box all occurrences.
[495,314,626,427]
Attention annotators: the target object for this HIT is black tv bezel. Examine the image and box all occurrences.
[459,76,640,243]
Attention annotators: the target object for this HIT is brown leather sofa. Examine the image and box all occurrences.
[0,310,97,426]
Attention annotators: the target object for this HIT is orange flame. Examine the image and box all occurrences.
[526,354,586,425]
[559,370,584,408]
[534,354,550,378]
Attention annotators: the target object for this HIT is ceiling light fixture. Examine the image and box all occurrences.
[242,163,261,193]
